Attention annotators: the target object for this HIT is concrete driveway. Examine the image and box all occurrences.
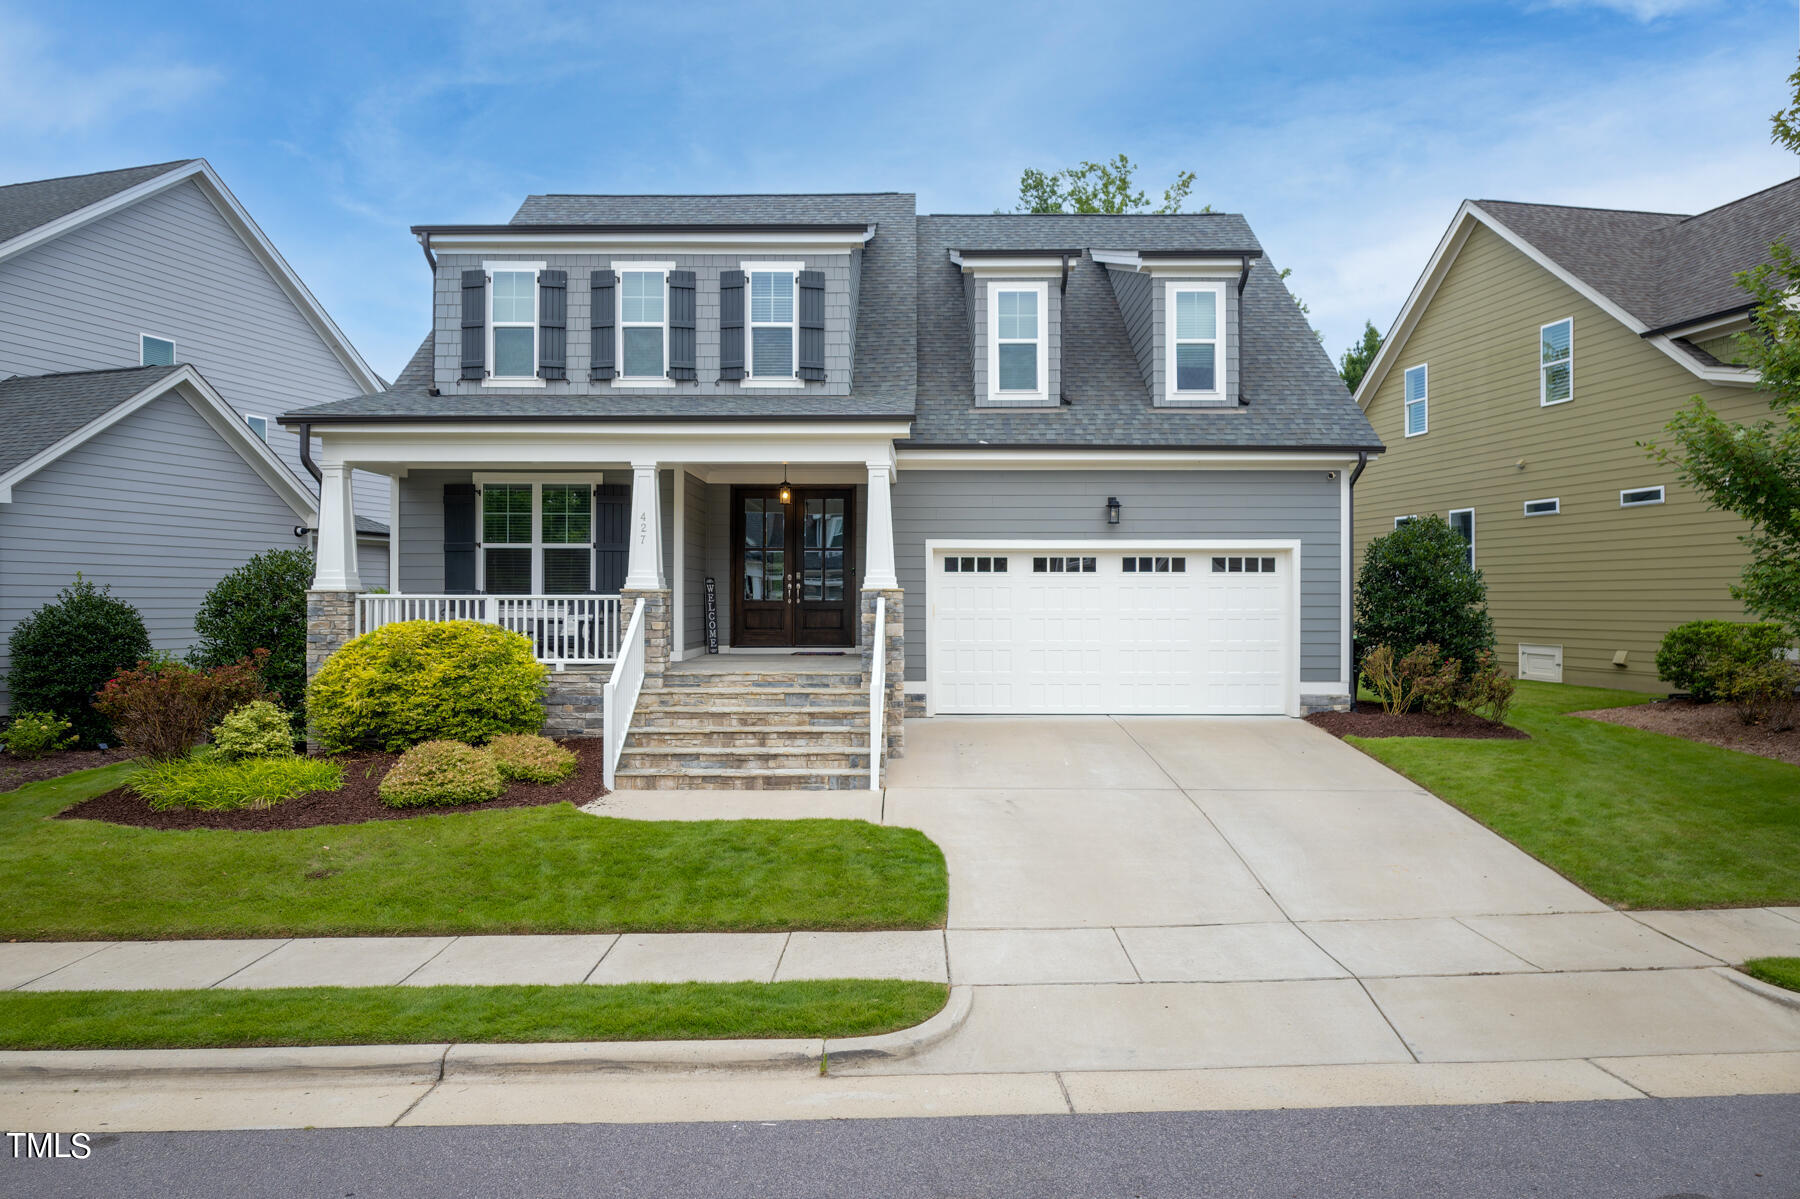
[866,715,1800,1078]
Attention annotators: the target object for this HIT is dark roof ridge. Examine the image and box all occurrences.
[2,363,178,384]
[1477,197,1689,218]
[527,190,911,199]
[1674,173,1800,224]
[925,210,1244,218]
[0,159,194,193]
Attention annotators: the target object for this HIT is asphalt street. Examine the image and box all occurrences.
[4,1093,1796,1198]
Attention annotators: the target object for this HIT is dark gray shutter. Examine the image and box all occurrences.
[593,484,630,593]
[443,482,478,594]
[537,269,567,380]
[719,269,746,381]
[797,269,826,381]
[460,270,486,381]
[667,270,697,380]
[589,270,616,380]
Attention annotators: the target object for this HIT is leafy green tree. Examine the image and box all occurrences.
[193,548,315,730]
[1015,155,1209,214]
[1646,58,1800,638]
[1354,516,1495,680]
[1339,321,1384,392]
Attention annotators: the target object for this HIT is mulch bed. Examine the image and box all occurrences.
[1305,701,1528,741]
[1575,698,1800,768]
[56,738,606,832]
[0,747,135,792]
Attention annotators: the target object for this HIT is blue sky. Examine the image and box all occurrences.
[3,0,1795,382]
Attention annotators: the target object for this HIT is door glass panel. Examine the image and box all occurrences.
[801,497,846,602]
[742,494,786,601]
[744,550,764,599]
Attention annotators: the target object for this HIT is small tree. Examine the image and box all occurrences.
[1339,321,1383,393]
[6,576,152,746]
[193,548,314,729]
[1015,155,1208,214]
[1354,517,1495,681]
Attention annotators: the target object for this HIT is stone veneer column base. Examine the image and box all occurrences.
[620,589,673,680]
[304,590,358,751]
[860,588,905,760]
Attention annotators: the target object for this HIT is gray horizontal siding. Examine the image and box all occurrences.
[0,392,307,712]
[891,469,1342,685]
[0,177,387,515]
[356,539,389,590]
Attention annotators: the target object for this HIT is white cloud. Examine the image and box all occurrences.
[0,11,219,135]
[1531,0,1717,20]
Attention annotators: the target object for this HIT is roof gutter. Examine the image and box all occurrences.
[1641,302,1754,339]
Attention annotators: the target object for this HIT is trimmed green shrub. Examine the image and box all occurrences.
[1722,658,1799,730]
[5,576,152,746]
[488,734,577,784]
[193,548,314,732]
[1354,517,1495,683]
[1655,620,1790,702]
[3,712,76,760]
[378,740,505,808]
[93,653,270,762]
[211,701,296,760]
[307,621,547,752]
[1459,650,1517,723]
[129,752,343,812]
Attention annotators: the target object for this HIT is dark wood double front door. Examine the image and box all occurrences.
[731,486,856,648]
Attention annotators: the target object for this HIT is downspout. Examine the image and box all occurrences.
[416,230,437,271]
[1346,450,1369,690]
[296,421,322,482]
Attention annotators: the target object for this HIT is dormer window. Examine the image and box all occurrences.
[488,268,538,380]
[747,265,798,380]
[617,266,669,381]
[987,280,1048,404]
[1167,282,1225,401]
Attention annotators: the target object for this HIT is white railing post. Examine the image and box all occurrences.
[869,595,886,789]
[603,599,648,791]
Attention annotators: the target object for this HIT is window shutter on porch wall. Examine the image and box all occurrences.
[797,269,826,380]
[460,270,486,380]
[593,483,631,593]
[667,270,697,380]
[443,482,478,593]
[589,270,616,380]
[537,269,567,379]
[719,269,746,380]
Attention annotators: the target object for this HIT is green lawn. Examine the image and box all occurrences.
[0,980,948,1050]
[1745,957,1800,993]
[1344,681,1800,909]
[0,765,947,939]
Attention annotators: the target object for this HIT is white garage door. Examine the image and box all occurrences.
[930,547,1294,715]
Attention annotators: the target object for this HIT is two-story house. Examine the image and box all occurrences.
[1353,179,1793,691]
[286,193,1381,789]
[0,160,391,712]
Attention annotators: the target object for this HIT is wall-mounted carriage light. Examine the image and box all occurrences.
[779,465,792,506]
[1105,496,1122,525]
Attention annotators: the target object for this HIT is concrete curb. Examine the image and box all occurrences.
[0,987,969,1083]
[1723,968,1800,1012]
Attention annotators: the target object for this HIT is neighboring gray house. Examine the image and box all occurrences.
[0,161,389,711]
[287,193,1381,789]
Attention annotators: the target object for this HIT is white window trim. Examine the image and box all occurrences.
[1523,497,1561,517]
[1403,364,1428,437]
[473,477,604,594]
[1448,507,1475,567]
[741,260,805,388]
[612,260,675,388]
[1620,485,1665,508]
[986,279,1050,406]
[1394,515,1418,528]
[244,413,269,442]
[1165,280,1228,403]
[1540,317,1573,407]
[139,332,176,367]
[482,260,546,388]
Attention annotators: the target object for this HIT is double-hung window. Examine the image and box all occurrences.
[1540,318,1572,405]
[1168,282,1225,400]
[480,481,595,595]
[140,334,175,366]
[747,265,798,380]
[617,267,669,381]
[987,280,1047,403]
[1448,508,1475,568]
[488,267,539,381]
[1403,364,1428,436]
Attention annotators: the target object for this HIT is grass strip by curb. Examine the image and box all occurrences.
[0,980,950,1050]
[1744,957,1800,994]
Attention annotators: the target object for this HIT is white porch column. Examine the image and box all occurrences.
[623,460,664,590]
[863,461,898,590]
[312,462,363,591]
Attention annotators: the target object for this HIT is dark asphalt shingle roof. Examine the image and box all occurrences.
[0,161,195,247]
[1478,177,1800,330]
[0,365,183,475]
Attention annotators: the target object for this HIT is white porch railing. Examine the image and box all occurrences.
[602,599,648,791]
[355,594,622,666]
[868,594,886,788]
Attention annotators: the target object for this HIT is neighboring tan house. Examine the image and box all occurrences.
[1352,180,1794,692]
[284,192,1381,789]
[0,160,389,711]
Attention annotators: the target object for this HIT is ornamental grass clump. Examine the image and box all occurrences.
[378,740,505,809]
[487,734,577,784]
[129,753,343,812]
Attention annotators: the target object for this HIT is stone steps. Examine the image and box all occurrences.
[617,745,871,770]
[635,706,869,730]
[636,685,869,710]
[611,766,873,791]
[627,726,867,749]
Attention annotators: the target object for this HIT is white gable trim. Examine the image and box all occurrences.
[0,365,317,520]
[0,160,384,395]
[1354,201,1755,407]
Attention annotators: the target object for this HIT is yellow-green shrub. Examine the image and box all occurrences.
[487,733,578,784]
[211,700,296,760]
[307,621,547,752]
[378,740,504,808]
